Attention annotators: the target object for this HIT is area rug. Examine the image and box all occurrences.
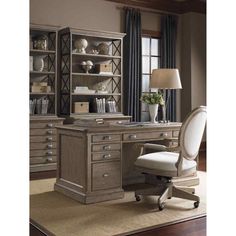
[30,171,206,236]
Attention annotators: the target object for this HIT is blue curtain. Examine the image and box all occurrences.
[123,8,142,122]
[161,15,178,121]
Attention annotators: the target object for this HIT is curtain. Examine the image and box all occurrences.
[161,15,178,121]
[123,8,142,122]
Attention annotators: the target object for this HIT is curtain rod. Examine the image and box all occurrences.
[116,5,179,16]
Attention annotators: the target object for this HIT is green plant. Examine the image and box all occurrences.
[140,92,165,105]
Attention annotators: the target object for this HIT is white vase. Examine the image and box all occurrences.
[33,56,44,72]
[149,104,159,123]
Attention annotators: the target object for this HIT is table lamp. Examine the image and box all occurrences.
[150,69,182,122]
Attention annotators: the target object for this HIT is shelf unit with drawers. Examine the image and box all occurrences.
[57,27,129,122]
[30,24,64,172]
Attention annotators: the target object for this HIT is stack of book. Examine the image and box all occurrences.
[94,98,117,113]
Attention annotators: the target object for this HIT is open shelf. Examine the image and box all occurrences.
[30,92,55,95]
[71,93,121,96]
[72,73,121,77]
[30,49,56,54]
[72,52,121,59]
[30,71,55,75]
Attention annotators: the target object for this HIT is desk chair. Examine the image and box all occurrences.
[134,106,206,210]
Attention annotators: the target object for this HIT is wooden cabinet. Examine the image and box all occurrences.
[30,117,64,172]
[30,24,64,173]
[57,27,129,122]
[30,24,58,116]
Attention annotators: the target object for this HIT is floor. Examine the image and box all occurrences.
[30,150,206,236]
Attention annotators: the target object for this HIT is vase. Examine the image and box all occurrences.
[149,104,159,123]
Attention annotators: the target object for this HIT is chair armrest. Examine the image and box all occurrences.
[165,146,181,152]
[143,143,167,151]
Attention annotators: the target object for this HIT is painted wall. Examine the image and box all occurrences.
[180,12,206,119]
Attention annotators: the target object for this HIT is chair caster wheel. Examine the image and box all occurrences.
[192,191,195,194]
[158,202,165,211]
[168,197,171,199]
[135,195,141,202]
[194,201,199,208]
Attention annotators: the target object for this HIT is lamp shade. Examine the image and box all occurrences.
[151,69,182,89]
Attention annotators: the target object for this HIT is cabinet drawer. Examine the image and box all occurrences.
[92,161,121,191]
[30,135,56,143]
[92,151,121,161]
[30,129,56,136]
[30,149,56,157]
[123,131,172,141]
[92,134,121,143]
[30,142,56,150]
[92,143,121,152]
[173,130,179,137]
[30,121,62,129]
[30,156,56,165]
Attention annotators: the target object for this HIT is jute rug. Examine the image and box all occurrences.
[30,171,206,236]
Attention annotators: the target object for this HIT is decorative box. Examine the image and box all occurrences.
[95,64,112,74]
[73,102,89,113]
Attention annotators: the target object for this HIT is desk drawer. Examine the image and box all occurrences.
[30,121,62,129]
[173,130,179,137]
[123,131,172,141]
[30,129,56,136]
[30,156,56,165]
[30,149,56,157]
[92,151,121,161]
[92,161,121,191]
[30,142,56,150]
[92,143,121,152]
[92,134,121,143]
[30,135,56,143]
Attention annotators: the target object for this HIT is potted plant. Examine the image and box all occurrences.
[140,92,165,123]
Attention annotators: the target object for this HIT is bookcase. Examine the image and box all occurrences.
[57,27,129,122]
[30,24,64,173]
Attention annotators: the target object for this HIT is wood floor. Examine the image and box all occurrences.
[30,150,206,236]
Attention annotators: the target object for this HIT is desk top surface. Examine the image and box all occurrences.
[56,122,182,133]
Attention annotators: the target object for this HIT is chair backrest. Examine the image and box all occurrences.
[179,106,207,161]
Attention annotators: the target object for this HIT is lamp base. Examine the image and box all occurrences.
[159,120,170,123]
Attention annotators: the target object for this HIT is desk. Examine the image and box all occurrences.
[54,122,198,204]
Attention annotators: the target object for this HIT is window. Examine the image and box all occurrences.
[141,36,161,121]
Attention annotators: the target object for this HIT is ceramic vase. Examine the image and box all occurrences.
[149,104,159,123]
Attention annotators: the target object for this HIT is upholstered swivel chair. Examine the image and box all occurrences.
[134,106,207,210]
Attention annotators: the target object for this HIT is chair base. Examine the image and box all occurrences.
[135,181,200,211]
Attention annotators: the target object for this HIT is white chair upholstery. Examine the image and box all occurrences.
[134,106,207,210]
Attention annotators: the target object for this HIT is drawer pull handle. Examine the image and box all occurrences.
[103,154,111,159]
[129,134,137,139]
[103,145,111,150]
[46,157,53,162]
[160,133,168,137]
[103,135,111,140]
[47,137,53,141]
[46,151,53,155]
[47,144,53,148]
[47,123,53,128]
[47,130,53,134]
[103,173,109,177]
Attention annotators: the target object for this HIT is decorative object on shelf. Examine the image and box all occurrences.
[74,38,88,53]
[81,60,93,73]
[93,80,109,93]
[30,56,33,71]
[140,92,164,123]
[90,49,99,54]
[73,102,89,113]
[95,98,106,113]
[106,100,116,113]
[97,42,109,55]
[95,63,112,74]
[29,99,36,115]
[74,86,95,94]
[32,35,48,50]
[33,56,45,72]
[31,82,51,93]
[151,69,182,122]
[35,98,49,115]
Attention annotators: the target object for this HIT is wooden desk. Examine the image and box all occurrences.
[54,123,198,204]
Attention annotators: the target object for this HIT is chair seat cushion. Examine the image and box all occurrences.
[134,152,197,176]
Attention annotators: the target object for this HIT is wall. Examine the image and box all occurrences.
[180,12,206,119]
